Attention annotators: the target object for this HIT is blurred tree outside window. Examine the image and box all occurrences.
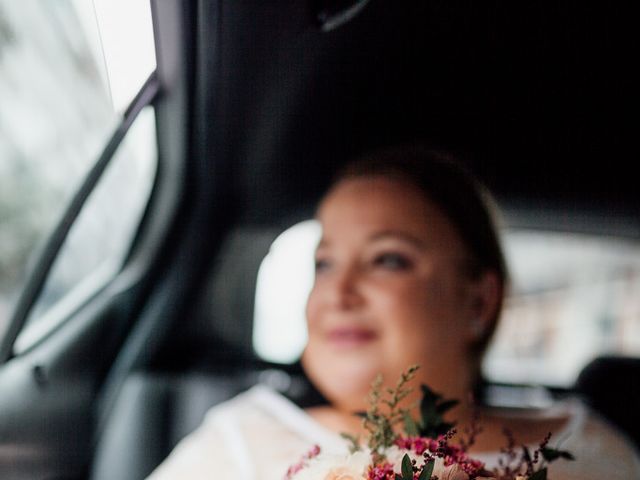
[14,107,156,353]
[0,0,156,345]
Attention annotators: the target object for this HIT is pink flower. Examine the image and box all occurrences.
[284,445,322,479]
[367,463,395,480]
[394,436,439,456]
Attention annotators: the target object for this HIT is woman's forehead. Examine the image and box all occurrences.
[317,176,465,250]
[320,176,425,214]
[317,229,428,250]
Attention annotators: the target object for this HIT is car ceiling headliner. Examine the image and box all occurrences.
[185,0,637,231]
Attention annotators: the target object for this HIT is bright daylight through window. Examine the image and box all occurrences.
[0,0,156,344]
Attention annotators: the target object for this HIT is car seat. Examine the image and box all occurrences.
[89,227,322,480]
[574,355,640,450]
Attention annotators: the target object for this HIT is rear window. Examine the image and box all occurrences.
[484,230,640,386]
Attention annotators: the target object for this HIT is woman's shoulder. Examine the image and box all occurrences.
[201,384,314,430]
[546,398,640,479]
[144,392,246,480]
[203,384,345,450]
[475,397,640,479]
[572,402,640,469]
[200,384,269,421]
[471,397,579,453]
[146,385,313,480]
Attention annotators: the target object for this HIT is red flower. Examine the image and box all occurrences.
[367,462,395,480]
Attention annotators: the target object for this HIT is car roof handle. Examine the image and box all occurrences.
[316,0,372,32]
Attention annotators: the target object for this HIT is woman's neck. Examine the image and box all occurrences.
[306,404,367,438]
[305,371,478,440]
[306,398,573,455]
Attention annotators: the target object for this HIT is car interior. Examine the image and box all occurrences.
[0,1,638,479]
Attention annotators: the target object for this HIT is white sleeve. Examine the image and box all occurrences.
[145,407,248,480]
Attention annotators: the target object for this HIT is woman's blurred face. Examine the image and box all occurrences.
[303,176,480,412]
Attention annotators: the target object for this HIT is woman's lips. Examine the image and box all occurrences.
[326,327,378,348]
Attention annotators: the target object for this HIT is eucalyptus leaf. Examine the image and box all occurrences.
[420,384,441,401]
[419,459,435,480]
[401,454,414,480]
[435,399,459,414]
[541,447,575,462]
[403,411,420,436]
[417,384,459,438]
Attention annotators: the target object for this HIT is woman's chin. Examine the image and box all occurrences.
[322,380,373,413]
[303,352,382,411]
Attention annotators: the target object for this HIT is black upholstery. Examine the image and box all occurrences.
[89,368,321,480]
[89,373,242,480]
[574,355,640,450]
[89,225,319,480]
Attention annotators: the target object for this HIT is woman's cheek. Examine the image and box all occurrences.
[305,287,321,327]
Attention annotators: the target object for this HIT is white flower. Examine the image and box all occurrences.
[436,463,469,480]
[290,451,370,480]
[384,445,426,467]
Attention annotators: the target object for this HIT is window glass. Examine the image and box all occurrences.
[0,0,113,340]
[253,221,320,364]
[484,231,640,387]
[91,0,156,112]
[14,108,156,353]
[253,222,640,387]
[0,0,156,342]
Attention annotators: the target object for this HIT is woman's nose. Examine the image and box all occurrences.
[326,265,363,310]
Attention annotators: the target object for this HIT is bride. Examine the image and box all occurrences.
[147,146,640,480]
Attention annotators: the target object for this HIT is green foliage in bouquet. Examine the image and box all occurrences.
[357,365,420,459]
[493,427,575,480]
[338,365,575,480]
[348,365,460,457]
[395,453,434,480]
[402,383,459,439]
[519,445,574,480]
[541,447,575,463]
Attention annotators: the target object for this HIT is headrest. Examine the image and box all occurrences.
[184,227,281,366]
[575,355,640,448]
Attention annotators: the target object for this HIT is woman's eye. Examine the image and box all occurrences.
[314,258,331,273]
[372,253,412,270]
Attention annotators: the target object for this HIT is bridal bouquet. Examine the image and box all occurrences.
[285,366,573,480]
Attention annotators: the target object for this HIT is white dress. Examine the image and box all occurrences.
[146,385,640,480]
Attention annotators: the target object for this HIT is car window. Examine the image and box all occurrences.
[484,230,640,386]
[253,221,640,387]
[253,220,320,363]
[13,108,157,353]
[0,0,156,344]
